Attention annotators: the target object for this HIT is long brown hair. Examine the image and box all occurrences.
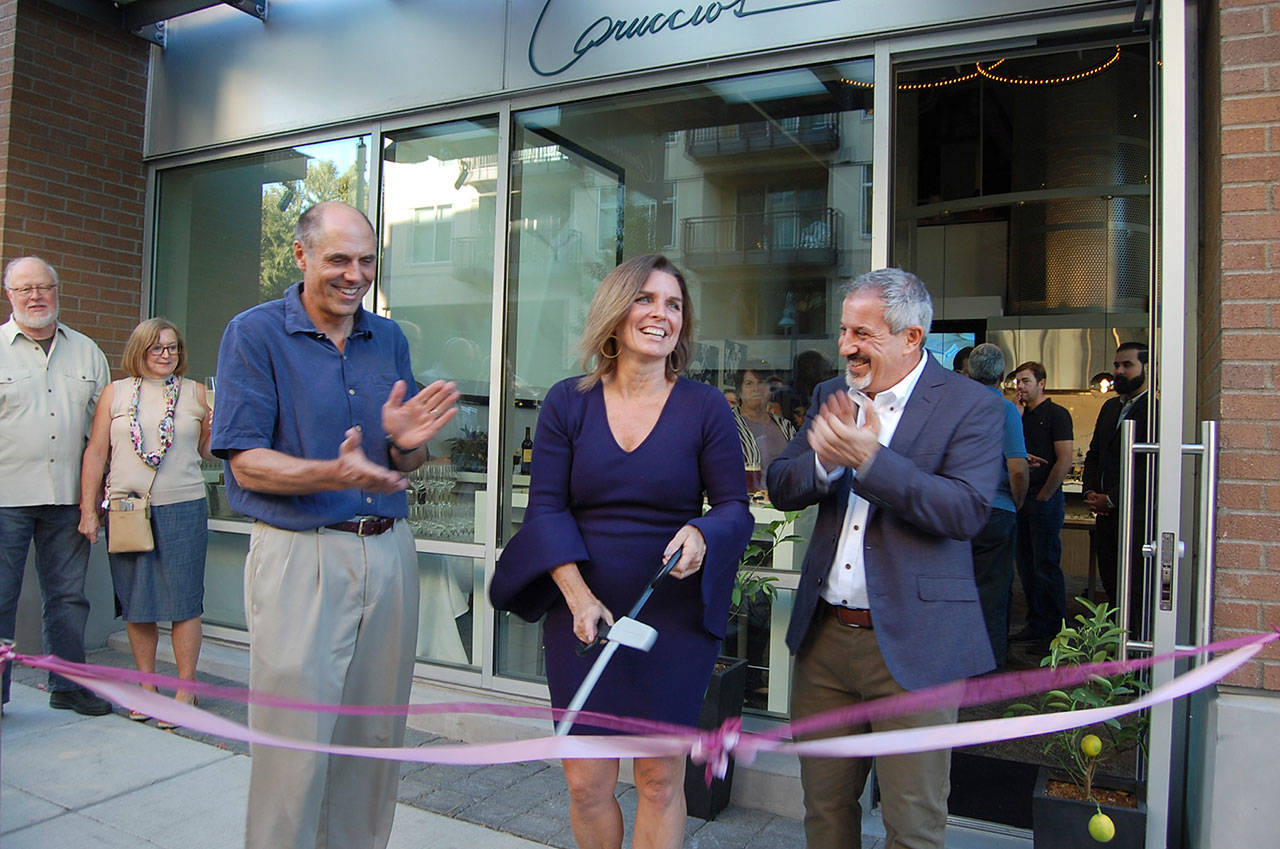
[576,254,694,392]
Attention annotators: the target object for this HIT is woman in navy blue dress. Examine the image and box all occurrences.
[491,254,751,849]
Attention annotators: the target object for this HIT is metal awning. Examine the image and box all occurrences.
[45,1,267,47]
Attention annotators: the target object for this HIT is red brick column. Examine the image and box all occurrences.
[0,0,148,369]
[1203,0,1280,689]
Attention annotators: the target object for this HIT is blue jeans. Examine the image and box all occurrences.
[1015,490,1066,638]
[972,507,1017,668]
[0,505,92,701]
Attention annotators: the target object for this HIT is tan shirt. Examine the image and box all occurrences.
[106,376,207,506]
[0,319,109,506]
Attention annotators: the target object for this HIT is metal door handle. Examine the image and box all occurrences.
[1117,420,1219,661]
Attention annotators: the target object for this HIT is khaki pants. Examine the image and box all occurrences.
[243,521,419,849]
[791,606,956,849]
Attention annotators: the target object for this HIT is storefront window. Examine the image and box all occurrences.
[153,137,374,525]
[415,553,482,669]
[202,530,250,629]
[378,117,500,546]
[497,60,875,703]
[893,39,1150,468]
[152,136,374,382]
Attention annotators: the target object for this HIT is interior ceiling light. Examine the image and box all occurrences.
[842,46,1121,91]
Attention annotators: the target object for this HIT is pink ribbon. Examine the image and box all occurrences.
[689,717,742,783]
[2,631,1273,783]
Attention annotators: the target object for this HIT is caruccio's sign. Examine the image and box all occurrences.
[528,0,841,77]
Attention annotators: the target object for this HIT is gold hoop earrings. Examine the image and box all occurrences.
[600,336,620,359]
[668,349,683,373]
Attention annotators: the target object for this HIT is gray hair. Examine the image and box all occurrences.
[967,343,1006,386]
[837,268,933,341]
[3,256,59,289]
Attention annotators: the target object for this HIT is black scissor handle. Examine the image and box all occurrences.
[575,621,610,656]
[652,546,682,586]
[573,547,682,656]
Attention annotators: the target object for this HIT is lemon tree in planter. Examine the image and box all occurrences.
[1009,598,1150,848]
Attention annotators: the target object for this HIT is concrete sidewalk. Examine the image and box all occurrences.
[0,679,554,849]
[1,644,1029,848]
[0,647,810,849]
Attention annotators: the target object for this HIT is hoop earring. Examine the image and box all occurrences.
[600,336,620,360]
[667,349,683,373]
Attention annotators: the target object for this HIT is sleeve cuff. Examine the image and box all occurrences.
[815,454,847,490]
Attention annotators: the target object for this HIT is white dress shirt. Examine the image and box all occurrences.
[818,352,929,610]
[0,319,109,506]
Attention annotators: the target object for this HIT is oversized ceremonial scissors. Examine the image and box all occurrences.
[555,548,682,736]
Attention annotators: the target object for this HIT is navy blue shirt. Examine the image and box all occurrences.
[211,282,415,530]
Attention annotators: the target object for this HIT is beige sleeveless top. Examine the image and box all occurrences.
[106,376,206,506]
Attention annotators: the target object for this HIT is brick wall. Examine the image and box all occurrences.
[0,0,148,369]
[1206,0,1280,689]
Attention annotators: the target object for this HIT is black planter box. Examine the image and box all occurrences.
[683,656,748,821]
[1032,767,1147,849]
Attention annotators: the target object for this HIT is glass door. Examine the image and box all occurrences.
[889,30,1163,837]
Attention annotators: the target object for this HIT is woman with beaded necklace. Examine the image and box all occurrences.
[79,318,212,724]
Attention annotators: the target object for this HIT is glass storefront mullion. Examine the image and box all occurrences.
[479,103,517,690]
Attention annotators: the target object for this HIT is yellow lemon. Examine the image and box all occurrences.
[1089,812,1116,843]
[1081,734,1103,758]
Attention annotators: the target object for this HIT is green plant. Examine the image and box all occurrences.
[731,511,801,614]
[1008,598,1149,803]
[445,428,487,472]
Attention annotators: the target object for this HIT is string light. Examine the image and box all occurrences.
[840,47,1121,91]
[898,59,1006,91]
[975,46,1121,86]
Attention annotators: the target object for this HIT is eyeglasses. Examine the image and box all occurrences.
[4,284,57,297]
[148,344,181,357]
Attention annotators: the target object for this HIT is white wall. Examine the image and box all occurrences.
[1193,690,1280,847]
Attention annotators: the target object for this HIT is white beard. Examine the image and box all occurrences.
[12,305,57,331]
[844,369,870,392]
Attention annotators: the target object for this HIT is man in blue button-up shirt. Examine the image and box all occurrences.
[212,201,458,849]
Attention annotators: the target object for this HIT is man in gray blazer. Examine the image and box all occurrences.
[767,268,1004,849]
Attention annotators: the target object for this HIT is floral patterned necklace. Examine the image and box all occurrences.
[129,375,179,468]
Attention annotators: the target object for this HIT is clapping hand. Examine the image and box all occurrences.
[382,380,459,450]
[807,389,881,473]
[335,427,407,493]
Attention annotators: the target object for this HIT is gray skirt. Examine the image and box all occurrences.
[107,497,207,623]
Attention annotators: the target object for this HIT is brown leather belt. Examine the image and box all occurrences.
[325,517,396,536]
[825,601,873,629]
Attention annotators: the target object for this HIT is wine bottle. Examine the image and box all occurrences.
[520,426,533,474]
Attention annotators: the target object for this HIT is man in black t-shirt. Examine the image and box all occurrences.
[1011,361,1074,642]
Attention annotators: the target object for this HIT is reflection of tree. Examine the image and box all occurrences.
[260,159,362,302]
[623,200,657,254]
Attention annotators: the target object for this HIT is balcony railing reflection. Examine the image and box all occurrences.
[686,114,839,158]
[681,207,840,268]
[451,235,494,283]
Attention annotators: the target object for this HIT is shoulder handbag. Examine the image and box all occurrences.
[107,490,154,553]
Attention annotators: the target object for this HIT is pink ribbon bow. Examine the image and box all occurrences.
[689,717,743,786]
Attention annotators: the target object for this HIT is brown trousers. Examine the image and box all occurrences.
[791,605,957,849]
